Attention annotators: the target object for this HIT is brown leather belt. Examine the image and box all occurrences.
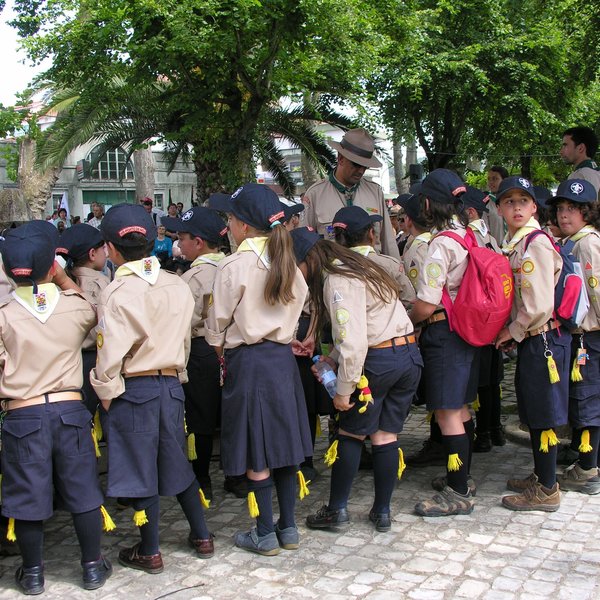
[123,368,178,378]
[524,320,559,338]
[370,335,416,349]
[416,311,448,328]
[1,391,83,411]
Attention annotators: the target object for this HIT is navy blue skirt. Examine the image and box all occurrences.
[420,320,480,410]
[569,330,600,428]
[515,327,571,429]
[221,341,312,476]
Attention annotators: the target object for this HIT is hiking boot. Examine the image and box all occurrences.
[234,528,280,556]
[118,543,164,574]
[431,474,477,496]
[368,510,392,532]
[506,472,538,493]
[81,556,112,590]
[473,432,492,453]
[224,475,247,498]
[502,481,560,512]
[15,565,44,595]
[274,523,299,550]
[556,445,579,466]
[414,486,475,517]
[306,505,350,531]
[558,462,600,494]
[491,426,506,446]
[405,439,446,467]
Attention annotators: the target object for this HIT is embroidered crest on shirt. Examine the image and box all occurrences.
[336,308,350,325]
[34,291,48,312]
[332,291,343,303]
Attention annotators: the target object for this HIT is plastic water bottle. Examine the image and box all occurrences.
[312,355,337,398]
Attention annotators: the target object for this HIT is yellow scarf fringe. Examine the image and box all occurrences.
[93,409,103,441]
[315,415,322,438]
[198,487,210,509]
[539,429,559,452]
[247,491,259,518]
[547,354,560,384]
[101,505,116,532]
[92,429,101,458]
[324,439,339,467]
[447,453,463,472]
[579,429,593,453]
[397,448,406,480]
[187,433,197,461]
[297,471,310,500]
[7,518,16,541]
[571,357,583,382]
[471,396,480,412]
[133,509,148,527]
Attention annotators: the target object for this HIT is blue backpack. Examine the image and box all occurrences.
[524,230,590,330]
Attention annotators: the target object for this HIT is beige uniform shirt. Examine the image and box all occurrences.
[416,224,469,307]
[72,266,111,350]
[569,168,600,198]
[303,177,400,258]
[502,225,562,342]
[0,263,13,301]
[469,219,501,253]
[570,228,600,332]
[205,238,308,349]
[0,288,95,400]
[402,232,432,292]
[180,253,225,339]
[484,200,506,246]
[91,264,194,401]
[325,273,414,395]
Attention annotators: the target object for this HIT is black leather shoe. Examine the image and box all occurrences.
[306,505,350,530]
[368,510,392,532]
[82,556,112,590]
[490,426,506,446]
[15,565,44,595]
[473,432,492,453]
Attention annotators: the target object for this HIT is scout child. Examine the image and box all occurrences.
[207,183,312,556]
[90,204,213,573]
[494,176,570,511]
[0,221,111,594]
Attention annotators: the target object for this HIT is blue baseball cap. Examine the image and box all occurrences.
[420,169,467,204]
[398,193,423,222]
[208,183,285,231]
[161,207,228,245]
[56,223,104,260]
[332,206,382,234]
[547,179,597,205]
[290,227,320,264]
[462,186,490,213]
[533,186,552,208]
[280,201,305,223]
[495,176,537,203]
[101,203,157,246]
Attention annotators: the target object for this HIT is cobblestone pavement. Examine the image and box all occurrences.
[1,363,600,599]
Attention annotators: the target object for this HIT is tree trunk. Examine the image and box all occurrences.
[133,147,155,202]
[392,136,406,195]
[18,137,60,219]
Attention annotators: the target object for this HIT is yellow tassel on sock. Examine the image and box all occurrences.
[579,429,593,453]
[447,453,463,472]
[426,411,433,423]
[187,433,197,461]
[324,439,339,467]
[198,487,210,509]
[93,409,103,441]
[397,448,406,480]
[297,471,310,500]
[316,415,322,438]
[92,430,101,458]
[7,518,16,542]
[539,429,559,452]
[100,505,116,532]
[547,354,560,384]
[571,357,583,382]
[247,491,259,518]
[133,509,148,527]
[472,396,480,412]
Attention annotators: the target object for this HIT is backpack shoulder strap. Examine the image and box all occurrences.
[437,229,471,250]
[523,229,556,253]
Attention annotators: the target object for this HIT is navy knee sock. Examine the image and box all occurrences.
[14,520,43,568]
[132,496,160,555]
[442,433,470,495]
[177,480,210,539]
[475,387,492,434]
[72,508,102,562]
[578,427,600,470]
[192,434,213,480]
[372,441,399,514]
[529,429,557,489]
[430,419,442,443]
[463,418,475,473]
[248,477,274,537]
[328,435,363,510]
[273,466,297,529]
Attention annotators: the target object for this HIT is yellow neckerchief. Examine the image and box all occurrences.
[567,225,596,243]
[468,218,488,237]
[115,255,161,285]
[191,252,226,268]
[13,283,60,323]
[237,236,270,268]
[501,217,540,254]
[350,245,374,257]
[414,231,432,244]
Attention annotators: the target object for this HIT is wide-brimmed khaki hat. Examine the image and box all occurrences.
[329,128,382,168]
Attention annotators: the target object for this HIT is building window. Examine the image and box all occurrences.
[88,146,134,180]
[154,193,164,210]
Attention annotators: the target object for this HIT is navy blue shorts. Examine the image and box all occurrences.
[101,375,195,498]
[81,349,100,415]
[478,345,504,388]
[420,320,480,410]
[569,330,600,428]
[183,337,222,435]
[338,342,422,436]
[221,341,313,476]
[1,400,104,520]
[516,327,571,429]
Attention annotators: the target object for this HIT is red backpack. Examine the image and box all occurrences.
[438,228,514,347]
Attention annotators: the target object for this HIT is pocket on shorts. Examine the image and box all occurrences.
[59,406,94,456]
[168,383,185,426]
[2,417,43,462]
[113,385,160,433]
